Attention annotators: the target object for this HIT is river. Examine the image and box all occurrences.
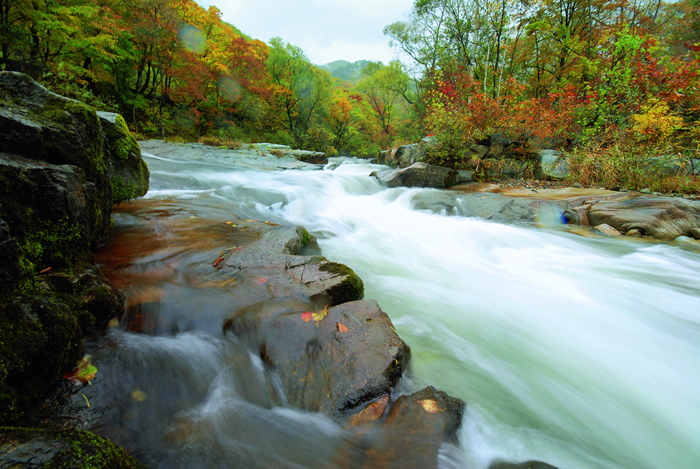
[89,148,700,469]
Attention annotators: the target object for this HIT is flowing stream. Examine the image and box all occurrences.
[90,148,700,469]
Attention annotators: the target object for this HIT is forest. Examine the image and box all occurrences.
[1,0,699,191]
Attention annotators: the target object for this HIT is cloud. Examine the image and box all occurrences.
[199,0,414,64]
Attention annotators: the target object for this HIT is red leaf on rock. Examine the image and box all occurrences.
[336,322,348,332]
[301,312,313,322]
[213,257,225,268]
[253,276,268,284]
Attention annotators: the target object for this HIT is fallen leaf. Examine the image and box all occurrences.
[63,356,97,383]
[39,267,52,274]
[76,365,97,383]
[345,396,389,427]
[213,257,225,268]
[81,393,90,408]
[336,322,348,332]
[417,399,439,413]
[253,276,268,285]
[226,221,234,224]
[245,219,258,222]
[312,305,328,322]
[301,312,313,322]
[132,389,147,402]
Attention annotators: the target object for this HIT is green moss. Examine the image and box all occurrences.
[0,427,144,468]
[17,216,85,271]
[319,262,364,305]
[300,228,312,246]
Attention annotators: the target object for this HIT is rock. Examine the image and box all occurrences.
[588,197,700,240]
[487,133,511,158]
[373,162,471,189]
[357,386,465,468]
[674,235,694,242]
[539,150,570,179]
[0,427,142,468]
[489,460,559,469]
[691,159,700,175]
[227,299,410,418]
[393,143,425,167]
[288,149,328,165]
[690,228,700,239]
[626,228,642,237]
[594,223,622,236]
[97,112,149,204]
[0,72,146,423]
[564,204,591,226]
[640,188,651,194]
[0,71,113,248]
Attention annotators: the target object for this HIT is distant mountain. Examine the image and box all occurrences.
[318,60,375,84]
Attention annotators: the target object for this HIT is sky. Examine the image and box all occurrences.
[197,0,415,65]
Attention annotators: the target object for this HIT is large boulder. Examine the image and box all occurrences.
[97,112,149,204]
[588,196,700,239]
[227,299,410,418]
[372,162,473,189]
[539,150,570,180]
[0,72,147,423]
[0,71,113,249]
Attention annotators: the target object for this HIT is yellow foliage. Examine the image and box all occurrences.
[631,101,683,143]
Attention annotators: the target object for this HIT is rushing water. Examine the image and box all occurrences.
[90,149,700,469]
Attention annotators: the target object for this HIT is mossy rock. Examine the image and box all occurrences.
[0,72,112,247]
[318,262,364,304]
[0,264,122,424]
[0,427,144,468]
[97,112,149,204]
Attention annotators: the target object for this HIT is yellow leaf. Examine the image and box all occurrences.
[132,389,147,402]
[312,305,328,322]
[417,399,439,413]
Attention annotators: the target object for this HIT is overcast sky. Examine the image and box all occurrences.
[197,0,415,65]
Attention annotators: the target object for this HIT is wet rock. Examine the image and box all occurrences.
[489,460,559,469]
[594,223,622,236]
[564,204,591,226]
[626,228,642,237]
[226,299,410,418]
[690,228,700,239]
[372,162,472,189]
[0,427,142,468]
[588,197,700,240]
[97,112,149,204]
[357,386,465,469]
[0,72,142,423]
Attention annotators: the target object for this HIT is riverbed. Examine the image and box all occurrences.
[90,147,700,468]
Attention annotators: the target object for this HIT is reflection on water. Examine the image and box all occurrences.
[89,152,700,469]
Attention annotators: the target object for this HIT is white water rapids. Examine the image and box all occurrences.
[96,150,700,469]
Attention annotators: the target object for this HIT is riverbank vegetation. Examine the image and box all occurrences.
[1,0,698,191]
